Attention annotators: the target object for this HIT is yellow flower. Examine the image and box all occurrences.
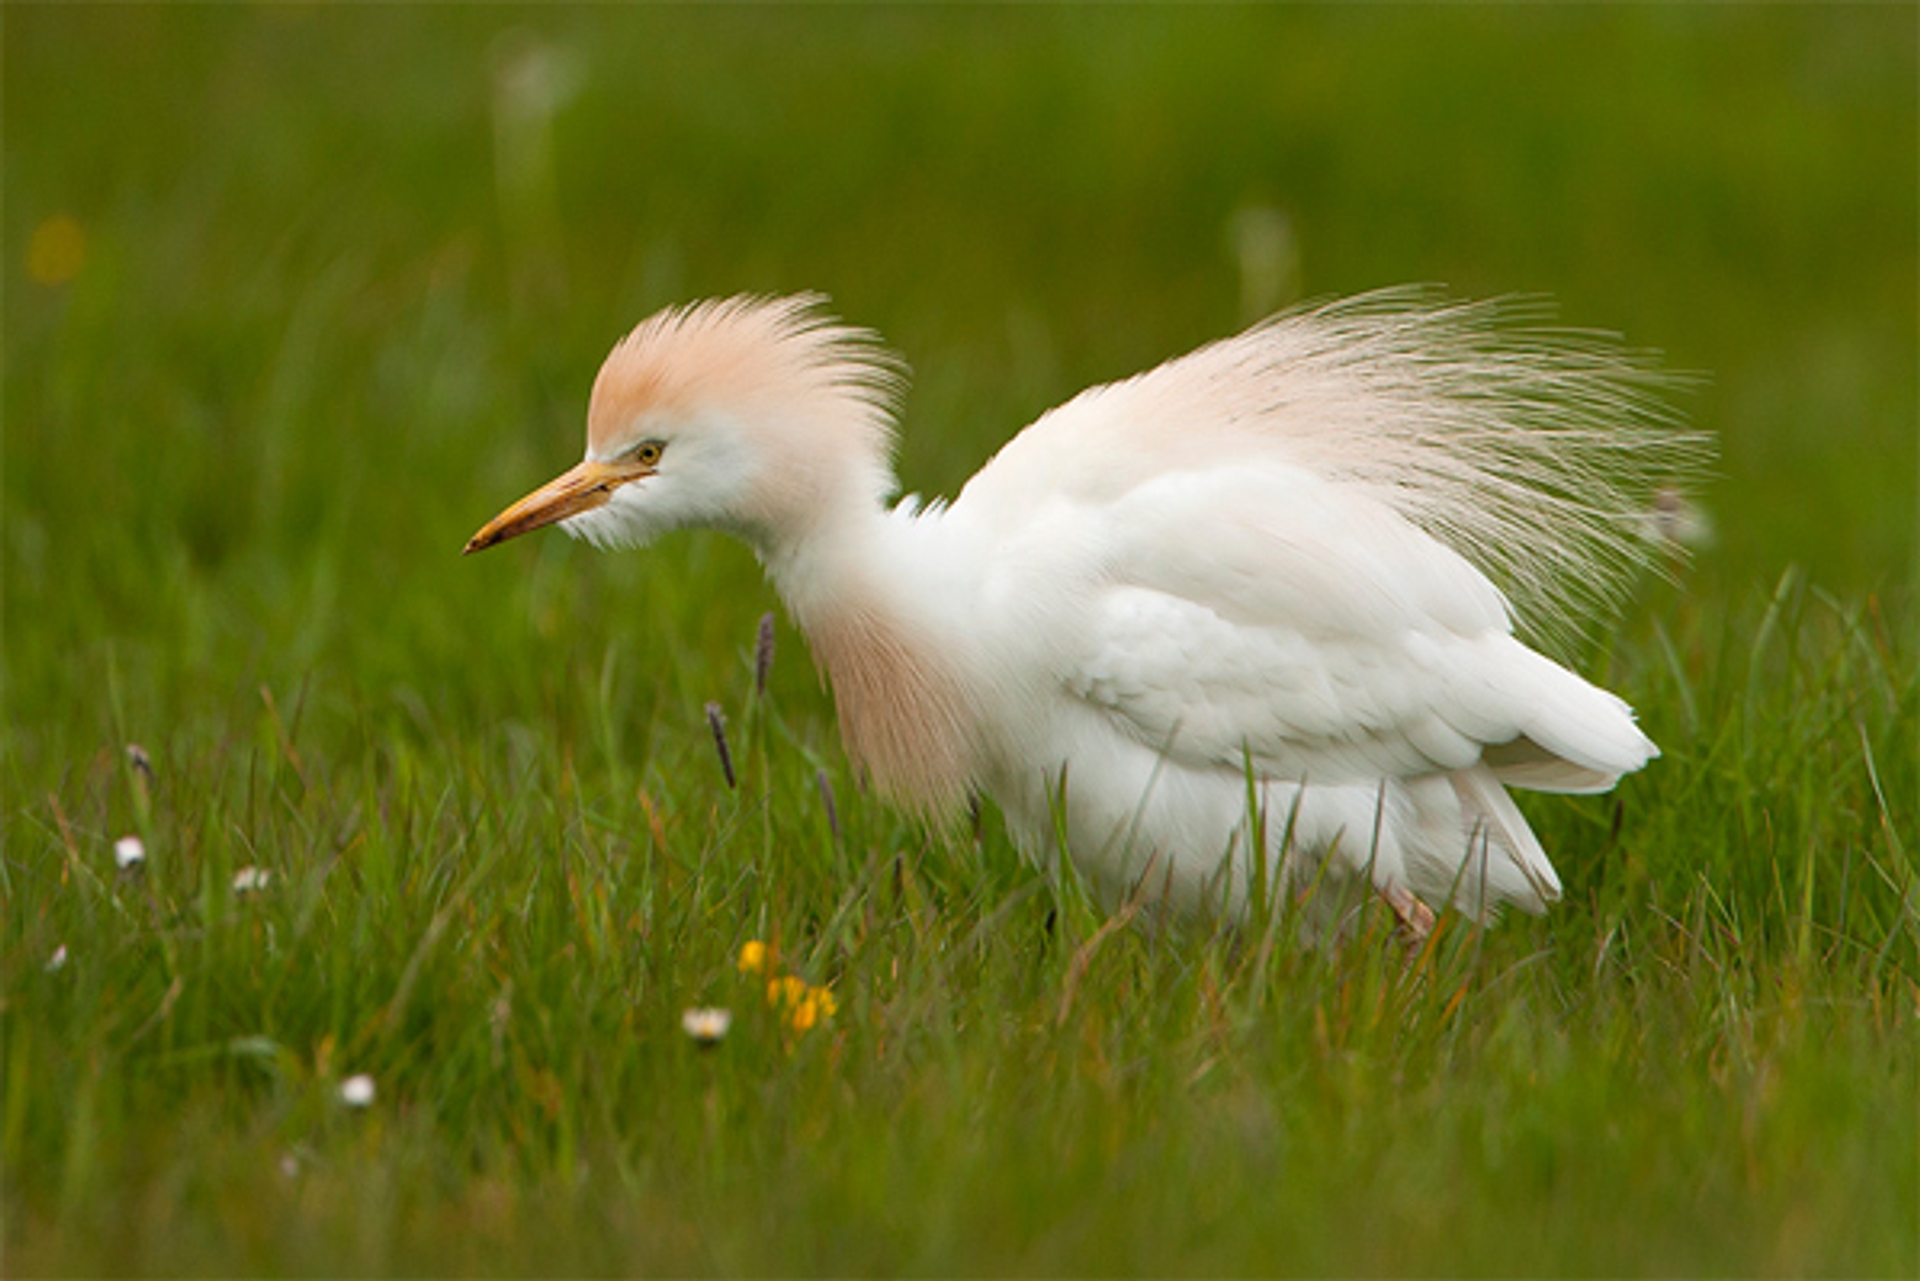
[764,975,837,1032]
[742,944,838,1034]
[27,215,86,286]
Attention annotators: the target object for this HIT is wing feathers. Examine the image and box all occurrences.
[1067,547,1653,798]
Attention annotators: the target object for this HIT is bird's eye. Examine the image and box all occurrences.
[631,440,665,467]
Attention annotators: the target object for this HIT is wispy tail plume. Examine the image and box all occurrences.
[1208,288,1714,648]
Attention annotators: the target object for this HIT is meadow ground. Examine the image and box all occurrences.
[5,7,1916,1275]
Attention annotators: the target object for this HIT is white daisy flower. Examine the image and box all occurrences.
[232,866,273,895]
[681,1007,732,1046]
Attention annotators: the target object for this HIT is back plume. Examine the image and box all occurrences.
[995,287,1709,651]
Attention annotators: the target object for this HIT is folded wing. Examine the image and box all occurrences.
[1062,463,1655,796]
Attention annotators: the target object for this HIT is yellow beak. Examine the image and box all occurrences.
[464,458,654,554]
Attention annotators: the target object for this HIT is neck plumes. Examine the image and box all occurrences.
[761,498,978,821]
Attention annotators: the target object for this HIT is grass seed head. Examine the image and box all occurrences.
[705,702,736,789]
[755,611,776,694]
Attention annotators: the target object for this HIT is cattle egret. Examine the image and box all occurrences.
[468,291,1704,936]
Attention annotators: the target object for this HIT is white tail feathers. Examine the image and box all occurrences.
[1448,765,1564,915]
[1481,638,1660,790]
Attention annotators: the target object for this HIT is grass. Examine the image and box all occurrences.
[5,6,1917,1275]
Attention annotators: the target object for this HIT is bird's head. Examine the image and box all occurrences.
[465,295,903,558]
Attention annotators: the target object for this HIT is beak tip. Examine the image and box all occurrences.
[466,457,631,560]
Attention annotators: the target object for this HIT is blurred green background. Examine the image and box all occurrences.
[9,8,1915,660]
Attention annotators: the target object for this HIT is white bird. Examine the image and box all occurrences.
[467,291,1702,937]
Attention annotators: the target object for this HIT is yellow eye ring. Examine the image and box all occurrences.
[632,440,665,466]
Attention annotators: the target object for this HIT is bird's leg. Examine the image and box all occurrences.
[1378,883,1436,947]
